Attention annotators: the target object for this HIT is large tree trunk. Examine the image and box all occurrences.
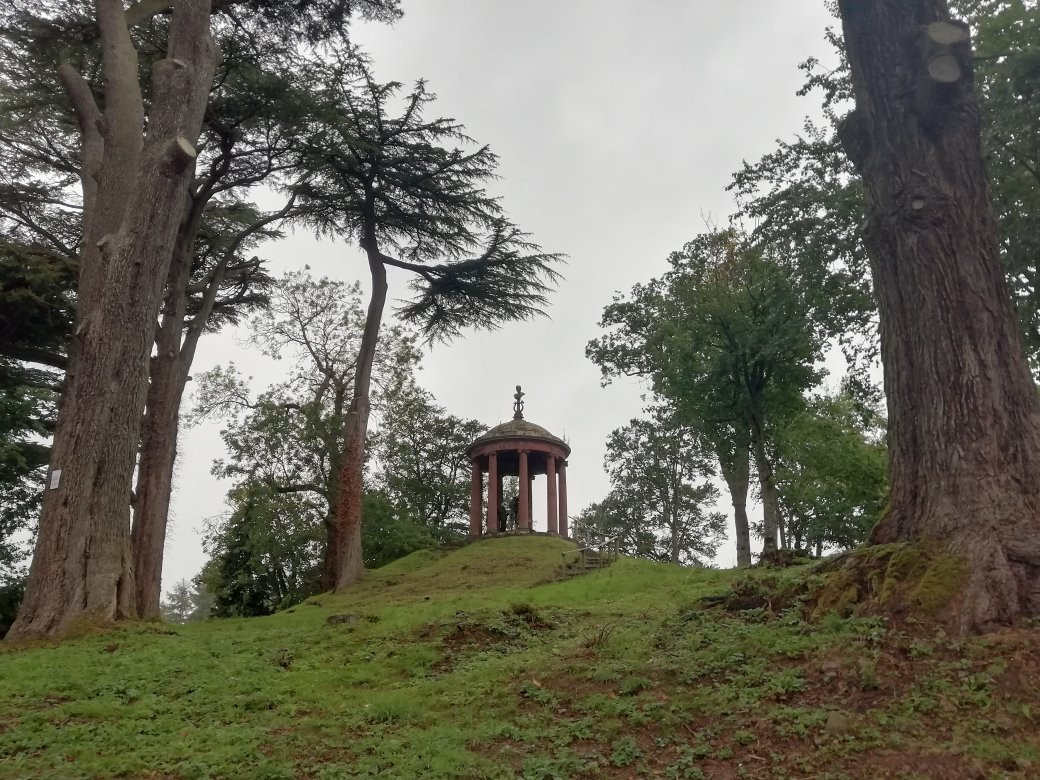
[750,425,780,556]
[131,240,192,619]
[716,435,752,567]
[8,0,217,640]
[837,0,1040,632]
[331,233,388,591]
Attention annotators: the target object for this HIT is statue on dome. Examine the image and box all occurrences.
[512,385,525,420]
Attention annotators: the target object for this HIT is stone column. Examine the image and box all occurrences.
[558,460,568,538]
[546,454,558,535]
[518,451,530,532]
[487,452,498,535]
[469,461,482,537]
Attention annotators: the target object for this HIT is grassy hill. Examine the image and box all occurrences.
[1,536,1038,779]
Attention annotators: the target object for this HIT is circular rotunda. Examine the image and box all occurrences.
[466,386,571,538]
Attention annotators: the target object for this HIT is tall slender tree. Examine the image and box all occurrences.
[836,0,1040,631]
[298,66,562,590]
[190,271,419,590]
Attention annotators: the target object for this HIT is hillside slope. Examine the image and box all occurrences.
[1,536,1038,779]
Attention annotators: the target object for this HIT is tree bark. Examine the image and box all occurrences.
[130,238,192,619]
[716,435,752,567]
[750,425,780,556]
[838,0,1040,632]
[331,222,387,591]
[8,0,217,640]
[320,437,344,591]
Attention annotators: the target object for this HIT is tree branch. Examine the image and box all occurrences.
[58,64,104,224]
[180,192,298,378]
[96,0,145,147]
[0,346,69,370]
[271,481,325,495]
[125,0,178,27]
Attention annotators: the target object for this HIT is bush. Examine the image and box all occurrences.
[0,575,26,638]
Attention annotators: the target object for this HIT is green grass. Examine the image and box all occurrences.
[1,536,1038,779]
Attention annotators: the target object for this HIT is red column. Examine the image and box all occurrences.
[469,461,482,537]
[558,460,568,538]
[518,451,530,532]
[546,454,558,535]
[487,452,498,535]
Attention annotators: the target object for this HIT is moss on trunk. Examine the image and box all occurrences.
[808,543,969,625]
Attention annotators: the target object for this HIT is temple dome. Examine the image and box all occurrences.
[469,417,568,452]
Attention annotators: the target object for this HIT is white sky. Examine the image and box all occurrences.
[163,1,842,592]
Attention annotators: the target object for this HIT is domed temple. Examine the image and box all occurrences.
[466,386,571,538]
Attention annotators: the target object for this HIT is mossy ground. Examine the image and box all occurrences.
[1,536,1038,779]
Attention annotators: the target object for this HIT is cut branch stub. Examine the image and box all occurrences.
[163,136,198,176]
[926,20,970,46]
[928,53,963,83]
[176,136,197,158]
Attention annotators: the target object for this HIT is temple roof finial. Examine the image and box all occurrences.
[513,385,525,420]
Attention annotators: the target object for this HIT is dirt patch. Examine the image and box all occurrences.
[851,750,981,778]
[424,605,560,675]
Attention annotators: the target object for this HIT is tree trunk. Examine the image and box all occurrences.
[131,239,192,619]
[8,0,217,640]
[320,363,348,591]
[131,197,296,615]
[750,429,780,556]
[320,444,344,591]
[667,495,681,564]
[838,0,1040,632]
[717,439,752,567]
[331,231,387,591]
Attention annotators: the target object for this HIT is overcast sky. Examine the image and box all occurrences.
[164,1,842,591]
